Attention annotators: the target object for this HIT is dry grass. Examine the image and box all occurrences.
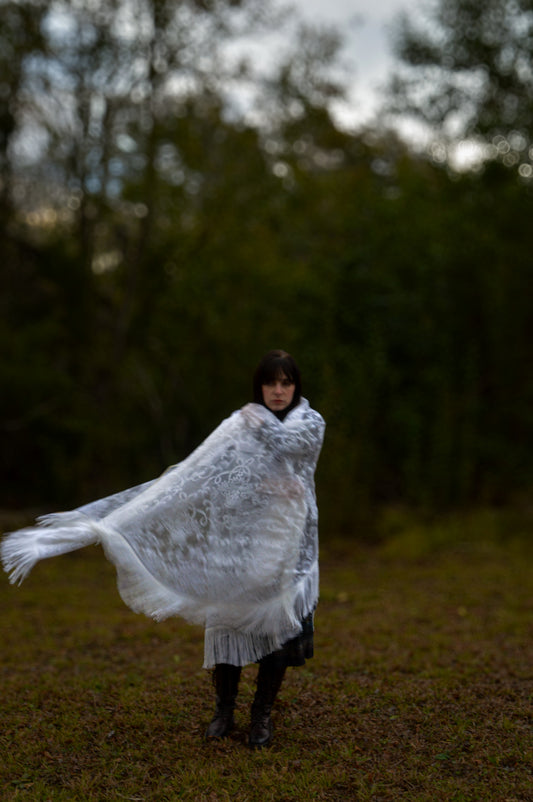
[0,513,532,801]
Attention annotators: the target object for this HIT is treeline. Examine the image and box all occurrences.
[1,0,532,532]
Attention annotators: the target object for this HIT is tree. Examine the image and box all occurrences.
[5,0,533,530]
[0,0,48,220]
[0,0,291,504]
[387,0,533,174]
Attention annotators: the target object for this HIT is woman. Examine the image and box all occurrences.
[205,350,325,747]
[2,350,325,748]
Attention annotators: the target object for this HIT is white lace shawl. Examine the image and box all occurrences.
[2,398,325,667]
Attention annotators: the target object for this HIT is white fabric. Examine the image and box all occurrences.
[1,398,325,667]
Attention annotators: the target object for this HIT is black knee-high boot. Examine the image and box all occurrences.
[205,663,242,739]
[248,655,286,748]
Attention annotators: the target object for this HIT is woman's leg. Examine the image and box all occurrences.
[205,663,242,739]
[249,653,287,748]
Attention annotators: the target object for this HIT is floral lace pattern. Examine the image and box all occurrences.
[2,399,325,667]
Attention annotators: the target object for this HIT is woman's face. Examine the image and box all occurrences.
[261,374,296,412]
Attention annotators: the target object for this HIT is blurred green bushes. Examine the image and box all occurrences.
[1,1,532,535]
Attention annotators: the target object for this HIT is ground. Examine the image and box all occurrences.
[0,513,532,801]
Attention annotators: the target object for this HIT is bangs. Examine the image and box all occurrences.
[261,360,297,385]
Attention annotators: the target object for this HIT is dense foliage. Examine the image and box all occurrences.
[388,0,533,173]
[2,0,532,532]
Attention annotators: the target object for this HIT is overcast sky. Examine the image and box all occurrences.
[290,0,419,126]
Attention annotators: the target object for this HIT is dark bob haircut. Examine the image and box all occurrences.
[252,350,302,414]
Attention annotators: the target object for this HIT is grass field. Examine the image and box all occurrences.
[0,513,532,801]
